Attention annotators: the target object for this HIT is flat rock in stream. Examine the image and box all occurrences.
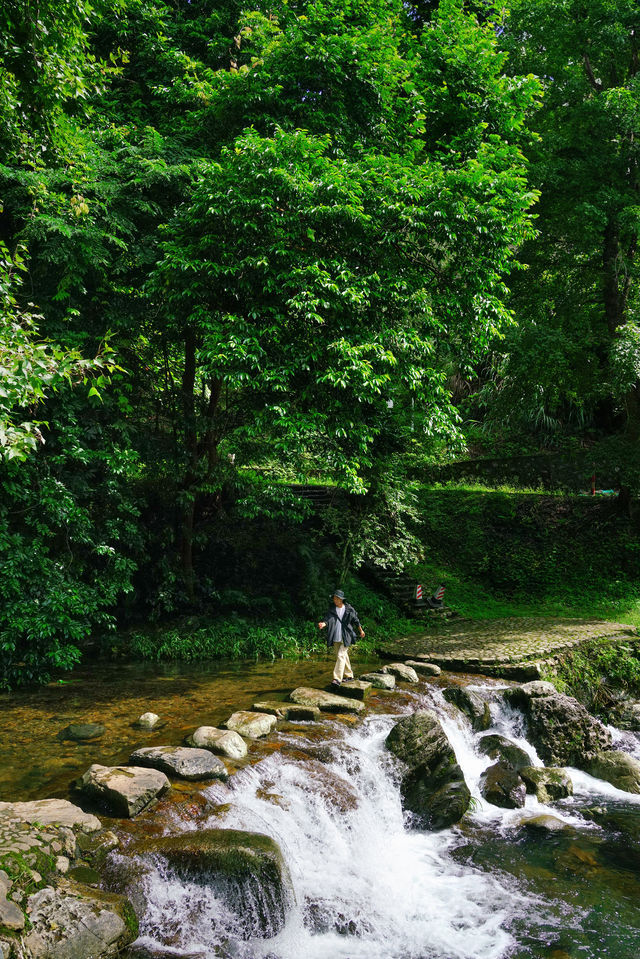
[289,687,365,715]
[405,660,441,676]
[252,701,321,721]
[186,726,248,759]
[224,711,277,738]
[0,799,101,833]
[329,680,372,701]
[129,746,228,782]
[380,663,419,683]
[359,672,396,690]
[76,764,170,818]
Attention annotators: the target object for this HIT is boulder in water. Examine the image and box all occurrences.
[380,663,419,683]
[385,711,470,829]
[186,726,248,759]
[223,710,277,738]
[477,734,532,770]
[505,685,612,767]
[129,746,228,782]
[289,687,365,714]
[583,750,640,794]
[359,672,396,690]
[519,766,573,803]
[480,762,526,809]
[443,687,491,731]
[136,829,294,940]
[75,764,170,818]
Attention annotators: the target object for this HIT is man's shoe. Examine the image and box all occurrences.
[331,679,341,687]
[342,677,355,683]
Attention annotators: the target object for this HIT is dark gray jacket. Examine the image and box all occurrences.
[323,602,362,649]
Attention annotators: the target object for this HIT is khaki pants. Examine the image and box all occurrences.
[333,642,354,682]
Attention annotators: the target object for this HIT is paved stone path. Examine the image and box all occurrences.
[377,617,637,678]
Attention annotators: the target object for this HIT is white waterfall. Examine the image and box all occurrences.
[131,680,640,959]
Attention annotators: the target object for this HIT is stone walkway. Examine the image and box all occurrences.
[377,617,637,678]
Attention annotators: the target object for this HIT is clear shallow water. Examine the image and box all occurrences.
[0,653,381,801]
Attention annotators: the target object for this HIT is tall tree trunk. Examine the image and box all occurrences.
[603,217,640,434]
[180,329,198,601]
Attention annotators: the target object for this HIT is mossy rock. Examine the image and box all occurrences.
[135,829,293,939]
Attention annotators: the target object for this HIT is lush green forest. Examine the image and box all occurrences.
[1,0,639,688]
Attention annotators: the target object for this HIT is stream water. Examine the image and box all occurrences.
[2,657,640,958]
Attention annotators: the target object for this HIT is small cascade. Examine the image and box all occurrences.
[129,679,640,959]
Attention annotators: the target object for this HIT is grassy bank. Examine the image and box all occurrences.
[408,485,640,630]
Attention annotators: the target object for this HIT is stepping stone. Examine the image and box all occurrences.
[185,727,248,759]
[252,701,321,721]
[359,672,396,690]
[0,799,101,833]
[380,663,419,683]
[134,712,161,729]
[129,746,228,782]
[75,764,170,818]
[224,711,277,739]
[330,680,372,701]
[289,687,365,715]
[405,660,441,676]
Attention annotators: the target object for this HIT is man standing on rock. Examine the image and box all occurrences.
[318,590,365,686]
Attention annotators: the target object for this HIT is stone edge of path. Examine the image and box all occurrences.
[376,627,638,679]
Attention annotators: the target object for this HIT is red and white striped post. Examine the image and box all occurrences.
[415,584,425,607]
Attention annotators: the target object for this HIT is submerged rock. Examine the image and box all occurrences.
[480,762,526,809]
[75,764,170,818]
[519,813,574,835]
[385,711,470,829]
[443,687,491,731]
[519,766,573,803]
[477,734,533,770]
[380,663,419,683]
[404,660,441,676]
[186,726,248,759]
[59,722,106,742]
[505,684,612,767]
[223,711,277,739]
[288,687,365,715]
[137,829,294,940]
[24,881,138,959]
[252,701,321,721]
[129,746,228,782]
[583,750,640,794]
[359,672,396,690]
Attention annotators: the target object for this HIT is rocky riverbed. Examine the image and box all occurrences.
[2,641,640,958]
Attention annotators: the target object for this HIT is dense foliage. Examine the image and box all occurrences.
[1,0,637,688]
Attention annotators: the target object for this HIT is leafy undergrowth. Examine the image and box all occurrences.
[543,637,640,716]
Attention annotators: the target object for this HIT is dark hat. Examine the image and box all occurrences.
[331,589,346,600]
